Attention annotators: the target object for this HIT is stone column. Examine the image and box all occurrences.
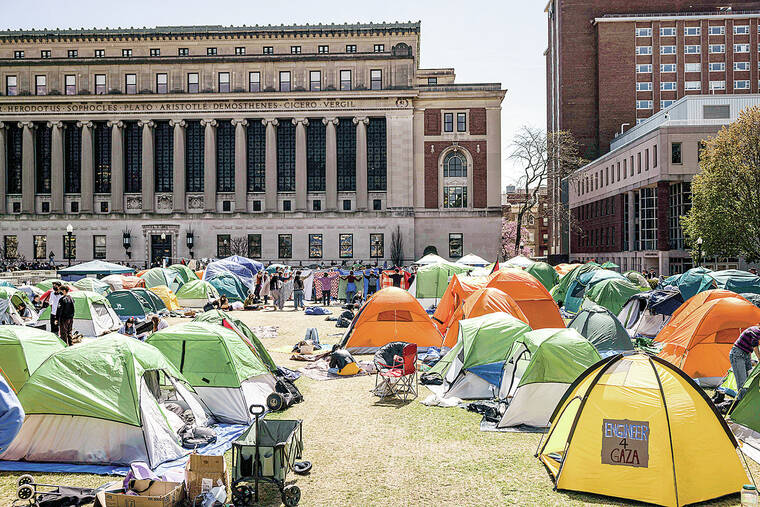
[169,120,186,212]
[201,119,217,212]
[353,116,369,211]
[77,120,94,213]
[323,118,338,211]
[107,120,124,212]
[293,118,309,211]
[262,119,279,211]
[48,121,64,213]
[232,119,248,212]
[0,122,6,214]
[19,121,35,213]
[138,120,155,212]
[627,190,636,252]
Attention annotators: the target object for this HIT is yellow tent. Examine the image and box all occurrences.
[537,353,747,507]
[148,285,180,311]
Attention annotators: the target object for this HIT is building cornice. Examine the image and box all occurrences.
[594,11,760,24]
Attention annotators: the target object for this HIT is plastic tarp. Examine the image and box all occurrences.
[203,259,258,291]
[568,301,634,356]
[207,273,249,302]
[223,256,264,276]
[584,278,647,315]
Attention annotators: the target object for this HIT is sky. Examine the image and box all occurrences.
[0,0,548,187]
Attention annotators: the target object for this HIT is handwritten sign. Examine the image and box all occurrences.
[601,419,649,468]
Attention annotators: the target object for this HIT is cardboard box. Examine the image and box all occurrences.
[185,453,229,502]
[104,480,185,507]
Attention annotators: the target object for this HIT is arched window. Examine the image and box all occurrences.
[443,152,467,177]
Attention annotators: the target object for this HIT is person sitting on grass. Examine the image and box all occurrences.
[119,317,137,337]
[151,314,169,333]
[328,344,360,376]
[218,295,230,310]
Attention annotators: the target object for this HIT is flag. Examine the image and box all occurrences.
[490,261,500,274]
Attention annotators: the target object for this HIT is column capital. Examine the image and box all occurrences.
[169,119,186,128]
[292,118,310,126]
[46,120,64,129]
[352,116,370,126]
[322,117,339,126]
[200,119,218,127]
[105,120,123,129]
[262,118,279,127]
[18,121,36,130]
[231,118,249,127]
[137,119,155,128]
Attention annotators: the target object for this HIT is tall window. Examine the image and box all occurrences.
[443,113,453,132]
[278,234,292,258]
[309,234,323,258]
[6,76,17,96]
[443,186,467,208]
[65,75,76,95]
[154,121,173,192]
[216,121,235,192]
[187,73,199,93]
[217,235,231,257]
[6,124,22,194]
[639,188,657,250]
[185,121,204,192]
[370,69,382,90]
[669,182,691,250]
[444,152,467,177]
[671,142,682,164]
[340,70,352,91]
[247,121,266,192]
[307,119,326,191]
[218,72,230,93]
[93,122,112,194]
[35,75,47,95]
[156,73,168,93]
[336,119,356,191]
[4,236,18,259]
[35,123,52,193]
[456,113,466,132]
[249,72,260,92]
[449,233,463,258]
[248,234,261,258]
[125,74,136,94]
[370,233,384,258]
[310,70,321,91]
[124,122,142,193]
[64,122,81,193]
[339,234,353,258]
[367,118,387,191]
[279,71,291,92]
[93,235,106,259]
[277,120,296,192]
[95,74,106,94]
[33,235,46,259]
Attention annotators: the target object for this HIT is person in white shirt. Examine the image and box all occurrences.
[151,315,169,333]
[47,282,63,336]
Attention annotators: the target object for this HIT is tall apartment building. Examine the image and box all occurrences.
[545,0,760,258]
[0,23,505,265]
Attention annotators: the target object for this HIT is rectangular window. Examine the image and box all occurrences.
[309,70,321,91]
[684,45,700,54]
[443,186,468,208]
[672,142,682,164]
[93,235,106,259]
[370,233,384,258]
[40,49,51,58]
[207,47,217,56]
[33,235,46,259]
[13,50,24,59]
[263,46,273,55]
[248,72,260,92]
[150,48,160,57]
[340,70,352,91]
[660,46,675,55]
[443,113,454,132]
[661,82,677,91]
[235,46,245,55]
[735,25,750,35]
[217,234,231,257]
[370,69,382,90]
[660,27,676,37]
[64,74,76,95]
[125,73,136,94]
[374,44,385,52]
[636,64,652,73]
[247,234,261,258]
[709,62,725,71]
[636,100,653,109]
[94,74,106,95]
[636,82,652,91]
[278,234,292,258]
[156,73,168,93]
[279,71,291,92]
[35,75,47,95]
[661,99,675,109]
[645,148,649,170]
[342,199,351,211]
[735,80,750,89]
[218,72,230,93]
[427,77,438,85]
[734,61,750,71]
[637,46,653,55]
[635,27,652,37]
[709,25,725,36]
[345,44,357,53]
[4,236,17,259]
[339,234,353,258]
[122,48,132,57]
[449,233,463,258]
[684,26,701,36]
[187,73,199,93]
[685,81,701,90]
[709,80,726,90]
[710,44,726,54]
[660,63,676,73]
[367,117,387,191]
[318,45,329,54]
[684,62,700,73]
[6,76,17,96]
[734,44,750,53]
[313,200,321,211]
[456,113,466,132]
[290,46,301,54]
[178,48,189,56]
[309,234,323,258]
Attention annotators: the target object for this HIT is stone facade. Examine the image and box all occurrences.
[0,23,505,266]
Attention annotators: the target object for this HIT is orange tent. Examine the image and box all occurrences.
[554,263,582,277]
[657,297,760,385]
[662,289,746,334]
[431,274,489,332]
[339,287,442,353]
[486,269,564,329]
[441,288,529,348]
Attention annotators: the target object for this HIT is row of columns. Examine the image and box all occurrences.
[0,116,373,215]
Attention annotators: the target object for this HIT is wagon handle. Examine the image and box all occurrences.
[249,404,266,416]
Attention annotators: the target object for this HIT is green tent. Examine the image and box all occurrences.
[712,269,760,295]
[0,325,65,392]
[207,272,249,302]
[168,264,199,284]
[601,261,619,269]
[497,328,601,428]
[147,321,276,423]
[624,270,651,290]
[193,309,276,370]
[430,312,533,400]
[140,267,182,292]
[6,334,208,467]
[73,277,112,295]
[0,286,33,309]
[563,269,626,314]
[106,290,153,321]
[39,290,121,336]
[729,365,760,459]
[414,262,471,299]
[131,288,168,313]
[583,278,647,315]
[524,262,559,291]
[550,262,601,306]
[35,279,64,291]
[567,301,634,357]
[175,279,220,308]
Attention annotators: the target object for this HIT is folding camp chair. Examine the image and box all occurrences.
[373,342,418,401]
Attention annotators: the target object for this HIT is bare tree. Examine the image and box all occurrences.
[229,236,249,257]
[508,126,587,254]
[390,226,404,267]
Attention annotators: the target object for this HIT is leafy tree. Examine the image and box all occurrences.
[682,106,760,262]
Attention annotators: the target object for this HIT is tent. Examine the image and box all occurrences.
[456,253,489,267]
[57,260,133,280]
[504,255,534,269]
[2,335,209,467]
[16,285,42,302]
[146,322,276,424]
[265,263,289,274]
[0,325,65,392]
[712,269,760,295]
[106,290,155,321]
[741,292,760,308]
[554,263,582,278]
[665,289,741,328]
[523,262,559,291]
[617,289,684,339]
[583,278,646,316]
[203,259,259,291]
[660,267,717,300]
[497,328,600,428]
[441,288,529,348]
[146,286,178,311]
[174,280,220,308]
[0,287,37,326]
[485,269,564,329]
[139,267,182,292]
[72,277,112,295]
[428,313,532,400]
[567,301,634,356]
[600,261,619,269]
[223,255,264,276]
[415,253,448,265]
[411,262,472,299]
[624,270,651,290]
[0,280,15,288]
[35,279,65,292]
[729,364,760,464]
[538,353,748,507]
[39,290,121,337]
[193,309,277,371]
[550,262,601,306]
[101,274,146,291]
[339,287,443,353]
[563,269,626,314]
[167,264,198,284]
[207,272,250,302]
[133,287,169,313]
[431,274,489,332]
[656,296,760,386]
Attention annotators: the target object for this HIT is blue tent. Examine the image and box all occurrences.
[711,270,760,295]
[223,255,264,276]
[207,272,249,302]
[660,267,716,300]
[203,259,258,290]
[58,260,134,281]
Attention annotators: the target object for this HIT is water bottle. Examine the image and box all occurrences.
[742,484,758,507]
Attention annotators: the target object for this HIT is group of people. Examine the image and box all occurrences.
[119,314,169,340]
[251,269,309,311]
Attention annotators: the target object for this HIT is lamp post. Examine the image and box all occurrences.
[160,233,167,267]
[696,237,703,268]
[186,231,194,259]
[65,224,73,267]
[122,230,131,259]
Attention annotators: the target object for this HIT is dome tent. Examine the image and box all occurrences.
[660,266,716,301]
[0,286,37,324]
[431,274,489,332]
[146,286,179,311]
[139,267,182,292]
[174,280,220,308]
[2,335,209,467]
[168,264,198,284]
[101,274,146,291]
[72,277,112,295]
[411,262,472,299]
[193,309,277,371]
[617,289,684,340]
[486,269,564,329]
[39,290,120,337]
[106,290,154,321]
[456,253,489,267]
[563,269,626,315]
[583,277,647,316]
[550,262,600,306]
[523,261,559,291]
[207,272,250,302]
[0,325,65,392]
[567,301,634,357]
[729,364,760,464]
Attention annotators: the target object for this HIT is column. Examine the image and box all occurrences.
[323,118,338,211]
[627,190,635,252]
[353,116,369,211]
[293,118,309,211]
[169,119,186,212]
[138,120,155,212]
[19,121,35,213]
[201,119,217,212]
[262,118,279,211]
[107,120,124,212]
[48,121,64,213]
[77,120,94,213]
[0,122,6,214]
[232,119,248,212]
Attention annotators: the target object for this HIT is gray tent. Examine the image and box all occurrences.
[567,301,634,357]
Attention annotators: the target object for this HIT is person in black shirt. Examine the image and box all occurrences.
[293,271,305,311]
[367,270,379,296]
[389,269,404,288]
[56,286,76,346]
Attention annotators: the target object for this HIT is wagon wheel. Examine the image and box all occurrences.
[232,484,253,507]
[282,485,301,506]
[17,474,34,487]
[16,484,34,500]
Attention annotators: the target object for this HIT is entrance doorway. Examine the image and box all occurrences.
[151,234,172,266]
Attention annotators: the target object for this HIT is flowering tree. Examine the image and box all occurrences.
[501,220,533,260]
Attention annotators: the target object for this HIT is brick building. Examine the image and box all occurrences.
[501,186,550,258]
[545,0,760,257]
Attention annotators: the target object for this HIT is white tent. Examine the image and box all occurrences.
[457,253,490,267]
[505,255,535,268]
[415,253,448,265]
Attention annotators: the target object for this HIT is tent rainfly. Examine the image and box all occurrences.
[0,325,66,392]
[457,253,490,267]
[174,280,219,308]
[106,290,155,321]
[567,301,634,357]
[415,253,449,265]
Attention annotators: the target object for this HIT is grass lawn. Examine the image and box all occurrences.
[1,305,757,505]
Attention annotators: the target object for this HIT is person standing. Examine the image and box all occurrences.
[344,270,357,304]
[321,272,332,306]
[292,271,305,311]
[367,270,379,297]
[48,282,62,336]
[269,270,281,311]
[389,268,404,288]
[276,269,288,311]
[730,325,760,401]
[56,286,76,346]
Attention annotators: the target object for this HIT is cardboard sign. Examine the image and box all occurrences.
[601,419,649,468]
